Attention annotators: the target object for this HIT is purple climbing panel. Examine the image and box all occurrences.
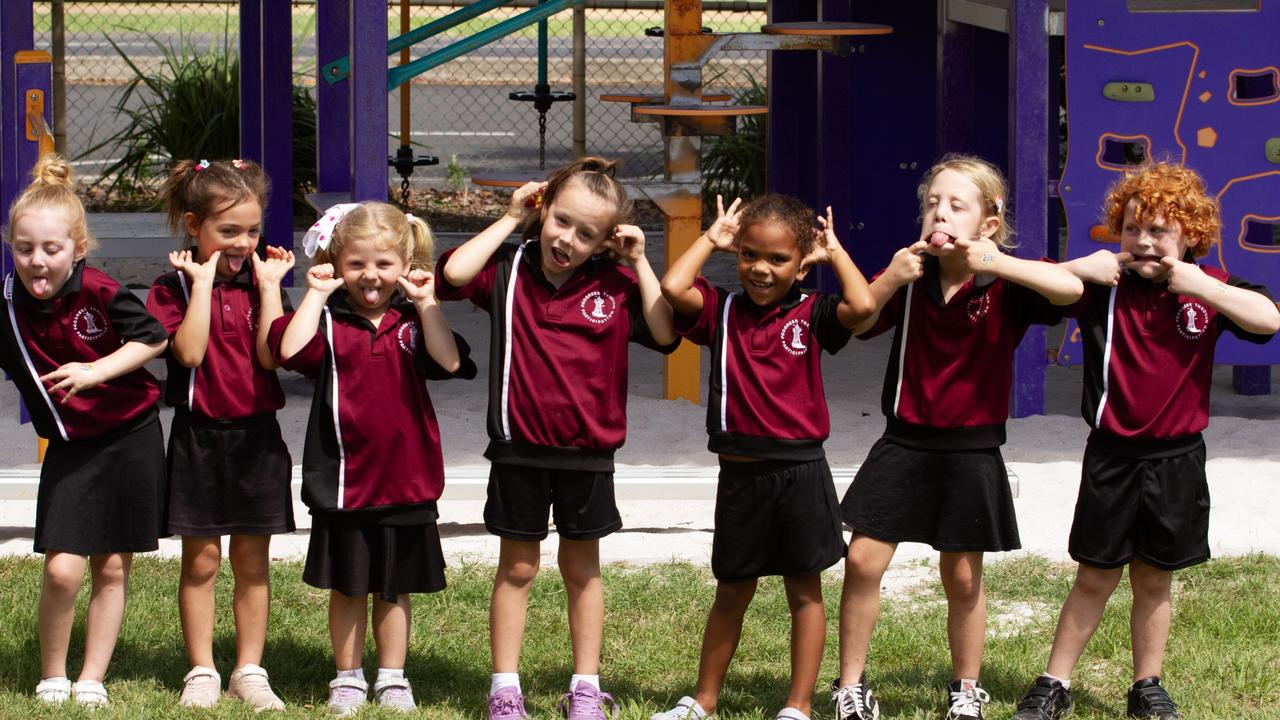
[1058,1,1280,366]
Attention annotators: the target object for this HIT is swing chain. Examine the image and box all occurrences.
[538,110,548,170]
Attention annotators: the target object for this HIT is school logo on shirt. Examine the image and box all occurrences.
[780,318,810,356]
[245,307,258,333]
[1176,301,1209,340]
[73,307,108,341]
[397,322,418,355]
[966,293,991,324]
[580,291,617,324]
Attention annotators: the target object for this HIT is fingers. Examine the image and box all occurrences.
[953,237,972,249]
[205,250,222,267]
[1159,256,1178,269]
[716,194,725,218]
[724,197,743,218]
[1113,251,1134,264]
[907,239,929,254]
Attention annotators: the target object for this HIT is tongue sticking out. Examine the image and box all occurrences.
[929,231,954,248]
[362,287,381,305]
[226,254,245,273]
[30,276,50,297]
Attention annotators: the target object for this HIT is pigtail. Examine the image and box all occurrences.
[160,159,199,240]
[5,154,96,253]
[406,214,435,271]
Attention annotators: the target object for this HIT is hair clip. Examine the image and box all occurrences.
[524,189,545,209]
[231,158,246,170]
[194,159,210,172]
[994,195,1004,214]
[301,202,360,257]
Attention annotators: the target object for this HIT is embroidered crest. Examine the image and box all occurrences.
[397,322,418,355]
[1176,301,1209,340]
[966,293,991,324]
[73,307,108,341]
[580,291,617,324]
[245,306,259,333]
[780,318,810,356]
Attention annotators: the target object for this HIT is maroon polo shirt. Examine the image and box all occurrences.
[1071,265,1274,457]
[0,263,166,441]
[674,277,852,461]
[268,291,476,521]
[148,256,291,419]
[861,256,1062,449]
[435,241,679,471]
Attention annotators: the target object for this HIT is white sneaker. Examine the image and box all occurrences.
[35,676,71,704]
[651,696,708,720]
[327,675,369,716]
[373,676,416,712]
[180,666,222,708]
[228,664,285,711]
[72,679,109,707]
[775,708,811,720]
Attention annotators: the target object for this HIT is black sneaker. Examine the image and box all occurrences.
[830,674,880,720]
[1011,675,1073,720]
[1127,677,1181,719]
[944,680,990,720]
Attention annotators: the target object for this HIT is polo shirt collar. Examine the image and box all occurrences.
[9,259,86,312]
[326,288,409,334]
[740,281,804,315]
[923,254,993,306]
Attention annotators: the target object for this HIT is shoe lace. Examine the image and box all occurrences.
[948,686,991,719]
[560,686,618,720]
[238,672,272,695]
[1135,685,1179,714]
[491,691,527,719]
[834,684,869,719]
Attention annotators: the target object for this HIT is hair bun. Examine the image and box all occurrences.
[30,154,74,189]
[579,156,617,177]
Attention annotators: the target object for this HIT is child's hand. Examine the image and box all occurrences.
[886,240,929,286]
[252,245,296,286]
[507,181,548,220]
[705,195,743,252]
[1074,249,1132,286]
[1156,256,1215,297]
[603,224,647,266]
[952,237,1004,275]
[305,264,345,295]
[802,206,843,271]
[168,249,220,287]
[397,269,438,306]
[40,361,106,404]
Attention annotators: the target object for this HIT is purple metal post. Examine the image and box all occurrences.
[1008,0,1049,418]
[1,1,36,277]
[936,3,976,155]
[766,0,818,202]
[239,1,262,163]
[260,0,293,256]
[350,0,388,201]
[316,0,351,193]
[812,0,853,292]
[1232,366,1271,395]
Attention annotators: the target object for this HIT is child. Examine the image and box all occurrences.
[0,154,168,707]
[269,201,475,716]
[147,158,295,710]
[435,156,678,720]
[832,154,1083,720]
[1009,162,1279,720]
[652,193,876,720]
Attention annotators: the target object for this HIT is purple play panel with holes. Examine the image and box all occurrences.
[1058,0,1280,366]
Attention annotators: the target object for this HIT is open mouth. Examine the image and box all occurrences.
[28,275,51,297]
[549,246,572,269]
[359,286,382,305]
[928,230,956,248]
[224,253,246,273]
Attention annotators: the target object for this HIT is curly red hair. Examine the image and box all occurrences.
[1103,162,1220,258]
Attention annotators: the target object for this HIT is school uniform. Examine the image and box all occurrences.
[840,255,1061,552]
[148,256,295,536]
[0,263,168,554]
[435,240,679,541]
[268,290,476,600]
[674,277,848,581]
[1067,265,1274,571]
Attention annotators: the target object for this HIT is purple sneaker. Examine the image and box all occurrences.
[488,686,530,720]
[559,681,619,720]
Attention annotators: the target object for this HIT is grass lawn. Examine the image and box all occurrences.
[0,554,1275,718]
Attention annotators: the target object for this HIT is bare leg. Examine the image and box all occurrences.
[558,538,603,675]
[329,591,368,671]
[39,552,88,679]
[1044,564,1124,680]
[940,551,985,681]
[1128,560,1172,682]
[690,579,757,714]
[490,538,541,673]
[837,535,897,684]
[372,595,411,670]
[783,574,826,715]
[179,536,221,669]
[228,535,272,668]
[79,553,132,683]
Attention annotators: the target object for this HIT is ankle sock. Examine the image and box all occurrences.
[336,668,366,683]
[570,674,600,691]
[958,678,979,691]
[376,668,405,684]
[492,673,521,694]
[1044,672,1070,689]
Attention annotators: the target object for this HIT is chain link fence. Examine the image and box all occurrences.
[32,0,766,188]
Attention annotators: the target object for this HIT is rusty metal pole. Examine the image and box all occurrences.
[51,0,66,156]
[572,4,586,158]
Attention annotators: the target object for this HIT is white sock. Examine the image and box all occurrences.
[376,668,405,684]
[959,678,980,691]
[1044,672,1070,689]
[569,674,600,691]
[491,673,521,694]
[336,668,366,683]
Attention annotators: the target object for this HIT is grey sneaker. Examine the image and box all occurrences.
[832,674,880,720]
[327,676,368,716]
[228,664,284,711]
[374,676,416,713]
[559,681,618,720]
[180,666,222,708]
[488,685,530,720]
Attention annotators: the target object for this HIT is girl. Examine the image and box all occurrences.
[435,156,677,720]
[269,201,474,716]
[832,154,1083,720]
[653,194,875,720]
[0,154,168,707]
[147,158,295,710]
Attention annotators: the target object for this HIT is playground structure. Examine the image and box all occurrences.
[3,0,1278,433]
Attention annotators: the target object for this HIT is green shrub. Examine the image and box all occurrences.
[701,74,766,207]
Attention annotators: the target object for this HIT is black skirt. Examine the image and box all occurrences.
[165,410,295,536]
[35,411,167,555]
[303,512,447,602]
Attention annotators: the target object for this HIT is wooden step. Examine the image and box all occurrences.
[761,21,893,36]
[633,104,767,117]
[469,170,546,188]
[600,93,732,104]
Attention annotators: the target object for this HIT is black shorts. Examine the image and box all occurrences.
[484,463,622,541]
[166,410,295,536]
[712,458,846,582]
[1069,440,1209,572]
[840,438,1021,553]
[35,412,167,555]
[303,513,447,603]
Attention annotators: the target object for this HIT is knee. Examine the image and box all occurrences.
[93,554,130,589]
[184,545,222,586]
[941,567,983,606]
[43,559,83,597]
[497,557,539,590]
[843,553,884,586]
[784,577,824,613]
[1074,566,1123,598]
[712,581,756,615]
[230,546,270,584]
[1128,564,1171,601]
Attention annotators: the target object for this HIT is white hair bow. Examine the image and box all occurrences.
[302,203,360,257]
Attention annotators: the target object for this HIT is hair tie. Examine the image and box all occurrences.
[301,202,360,257]
[994,195,1005,214]
[405,212,415,224]
[194,159,210,172]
